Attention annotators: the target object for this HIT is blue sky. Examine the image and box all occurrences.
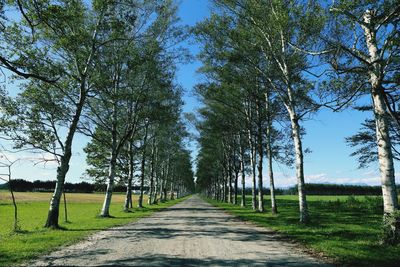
[0,0,398,188]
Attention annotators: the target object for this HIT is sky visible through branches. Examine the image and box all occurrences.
[0,0,397,188]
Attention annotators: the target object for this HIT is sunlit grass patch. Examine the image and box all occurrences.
[206,195,400,266]
[0,192,188,266]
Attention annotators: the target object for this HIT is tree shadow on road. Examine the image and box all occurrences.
[102,253,325,266]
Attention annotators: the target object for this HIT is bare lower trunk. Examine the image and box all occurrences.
[45,95,85,227]
[267,132,277,214]
[45,161,69,227]
[257,110,264,212]
[124,141,134,211]
[234,168,239,205]
[162,159,170,202]
[289,111,309,223]
[153,170,159,204]
[8,175,18,231]
[221,173,226,202]
[63,191,68,222]
[138,122,149,208]
[100,151,117,217]
[372,90,398,211]
[214,179,218,200]
[170,181,174,200]
[265,91,277,214]
[371,84,399,243]
[257,141,264,212]
[100,95,119,217]
[148,142,156,205]
[160,171,165,202]
[361,11,399,243]
[240,142,246,207]
[228,160,233,204]
[162,180,167,202]
[249,132,257,211]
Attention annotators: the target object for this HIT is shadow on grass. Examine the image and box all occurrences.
[206,196,400,266]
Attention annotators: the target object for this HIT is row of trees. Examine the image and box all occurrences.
[194,0,400,244]
[0,0,194,228]
[1,179,145,193]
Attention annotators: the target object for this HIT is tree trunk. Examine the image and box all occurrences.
[257,105,264,212]
[288,110,309,223]
[257,137,264,212]
[148,139,156,205]
[124,140,134,211]
[240,140,246,207]
[248,130,257,211]
[8,173,19,231]
[100,150,117,217]
[372,89,398,211]
[265,92,277,214]
[213,180,218,200]
[163,158,170,202]
[153,167,159,204]
[138,122,149,208]
[361,11,399,242]
[228,157,233,204]
[160,166,165,202]
[100,92,119,217]
[160,159,169,202]
[170,180,174,200]
[267,126,277,214]
[45,88,85,227]
[63,191,68,222]
[234,167,239,205]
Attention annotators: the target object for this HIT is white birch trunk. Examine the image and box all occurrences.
[362,12,398,238]
[234,167,239,205]
[265,92,277,214]
[267,126,277,214]
[100,91,118,217]
[148,140,156,205]
[257,105,264,212]
[138,122,149,208]
[100,149,117,217]
[249,131,257,211]
[228,155,233,204]
[288,109,309,223]
[45,84,86,228]
[240,140,246,207]
[124,140,134,211]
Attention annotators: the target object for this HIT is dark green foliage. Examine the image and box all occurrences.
[241,183,388,196]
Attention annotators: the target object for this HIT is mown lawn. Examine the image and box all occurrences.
[0,191,187,266]
[206,195,400,266]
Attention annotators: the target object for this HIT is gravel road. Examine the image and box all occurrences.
[30,195,331,266]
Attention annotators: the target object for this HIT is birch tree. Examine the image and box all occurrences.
[206,0,325,222]
[0,0,110,228]
[326,0,400,243]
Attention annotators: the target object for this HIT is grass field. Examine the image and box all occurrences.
[206,195,400,266]
[0,191,187,266]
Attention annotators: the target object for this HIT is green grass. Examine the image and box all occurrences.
[206,195,400,266]
[0,192,188,266]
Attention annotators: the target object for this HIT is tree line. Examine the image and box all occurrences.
[194,0,400,244]
[0,179,151,193]
[4,179,396,196]
[0,0,194,229]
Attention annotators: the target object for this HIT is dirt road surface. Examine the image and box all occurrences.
[30,195,331,266]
